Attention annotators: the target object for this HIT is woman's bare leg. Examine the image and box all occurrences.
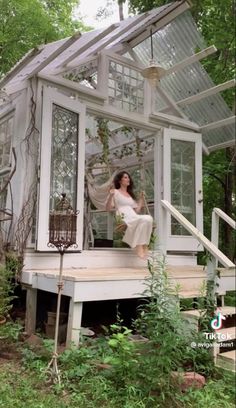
[135,245,144,258]
[143,245,149,257]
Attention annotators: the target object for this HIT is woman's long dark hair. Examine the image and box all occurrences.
[113,171,136,199]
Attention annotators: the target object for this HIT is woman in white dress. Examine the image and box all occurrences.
[106,171,153,259]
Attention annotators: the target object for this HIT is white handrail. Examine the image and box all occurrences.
[161,200,235,269]
[211,208,235,267]
[212,208,236,230]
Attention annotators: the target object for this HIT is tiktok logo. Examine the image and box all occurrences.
[210,312,226,330]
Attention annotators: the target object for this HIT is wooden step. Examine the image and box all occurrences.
[181,306,236,320]
[215,326,236,341]
[179,290,225,299]
[216,350,236,372]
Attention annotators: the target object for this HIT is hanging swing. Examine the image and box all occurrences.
[86,130,155,244]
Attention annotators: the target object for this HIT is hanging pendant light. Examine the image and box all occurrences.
[141,28,166,83]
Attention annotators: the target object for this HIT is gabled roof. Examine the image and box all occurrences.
[0,1,234,152]
[0,1,181,89]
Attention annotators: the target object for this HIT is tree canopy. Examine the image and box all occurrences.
[0,0,88,78]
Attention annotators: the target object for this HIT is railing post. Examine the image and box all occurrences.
[211,209,219,267]
[161,206,168,256]
[206,257,217,309]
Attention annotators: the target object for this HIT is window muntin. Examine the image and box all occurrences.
[0,115,13,209]
[0,116,13,170]
[108,60,144,113]
[50,104,78,211]
[171,139,196,235]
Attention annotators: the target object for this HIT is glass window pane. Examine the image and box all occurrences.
[0,116,13,169]
[50,104,78,210]
[108,60,144,114]
[171,139,196,235]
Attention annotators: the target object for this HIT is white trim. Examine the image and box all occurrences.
[4,80,29,96]
[54,55,98,77]
[162,128,203,252]
[37,87,85,251]
[61,25,118,68]
[154,130,165,252]
[115,1,190,53]
[0,46,44,90]
[177,79,236,107]
[0,108,15,123]
[84,14,148,59]
[149,112,199,131]
[200,116,235,132]
[27,32,82,79]
[164,46,217,76]
[156,85,189,119]
[38,73,106,104]
[208,139,236,152]
[162,199,234,268]
[87,103,161,132]
[102,50,144,71]
[97,52,109,97]
[213,208,236,230]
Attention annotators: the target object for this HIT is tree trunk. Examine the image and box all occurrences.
[118,0,124,21]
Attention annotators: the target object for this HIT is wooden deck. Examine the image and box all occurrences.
[22,249,235,346]
[22,265,207,302]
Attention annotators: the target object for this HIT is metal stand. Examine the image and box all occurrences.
[45,193,78,384]
[45,250,64,384]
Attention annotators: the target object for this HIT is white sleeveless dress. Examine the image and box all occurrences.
[114,190,153,248]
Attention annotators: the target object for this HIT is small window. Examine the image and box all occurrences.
[0,115,13,209]
[108,60,144,113]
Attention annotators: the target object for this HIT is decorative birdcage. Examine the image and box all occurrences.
[48,193,78,251]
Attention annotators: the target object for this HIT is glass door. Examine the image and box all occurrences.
[37,87,85,250]
[162,128,203,251]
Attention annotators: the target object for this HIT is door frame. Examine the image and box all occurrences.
[37,87,85,251]
[161,128,203,252]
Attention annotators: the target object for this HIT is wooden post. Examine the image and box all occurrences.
[25,287,37,335]
[66,299,83,346]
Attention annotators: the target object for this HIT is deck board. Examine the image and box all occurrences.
[23,265,206,282]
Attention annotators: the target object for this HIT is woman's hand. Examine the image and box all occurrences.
[109,186,115,197]
[106,186,115,211]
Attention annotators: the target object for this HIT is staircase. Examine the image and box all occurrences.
[161,203,236,371]
[181,306,236,372]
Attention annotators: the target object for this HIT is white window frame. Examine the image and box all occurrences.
[0,112,14,211]
[37,87,85,251]
[162,128,203,252]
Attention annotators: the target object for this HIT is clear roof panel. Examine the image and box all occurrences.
[1,3,234,151]
[134,11,235,151]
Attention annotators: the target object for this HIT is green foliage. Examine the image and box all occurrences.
[103,319,138,386]
[224,291,236,307]
[1,254,235,407]
[0,257,18,318]
[202,148,235,259]
[0,0,89,78]
[0,320,23,341]
[183,371,236,408]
